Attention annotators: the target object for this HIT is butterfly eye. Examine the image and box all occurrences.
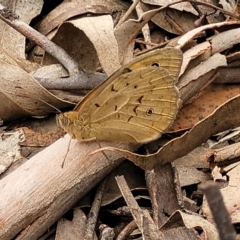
[61,116,69,126]
[146,108,154,116]
[151,62,159,68]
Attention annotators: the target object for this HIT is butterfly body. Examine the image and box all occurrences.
[56,48,183,143]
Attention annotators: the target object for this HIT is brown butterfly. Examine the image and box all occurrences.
[56,48,182,143]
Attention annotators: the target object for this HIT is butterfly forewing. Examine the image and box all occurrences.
[73,48,182,113]
[59,48,183,143]
[128,48,182,83]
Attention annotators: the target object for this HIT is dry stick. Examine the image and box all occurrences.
[164,12,185,34]
[0,0,237,76]
[117,0,140,26]
[84,177,108,240]
[134,40,170,56]
[37,73,106,90]
[0,138,135,239]
[119,0,239,30]
[173,0,239,19]
[136,2,152,49]
[135,39,159,47]
[137,0,239,56]
[123,0,239,57]
[200,182,237,240]
[38,228,56,240]
[0,5,78,74]
[115,175,164,240]
[0,4,106,90]
[212,141,240,162]
[117,0,234,28]
[116,220,138,240]
[215,68,240,84]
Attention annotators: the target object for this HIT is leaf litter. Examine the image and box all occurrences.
[0,0,239,239]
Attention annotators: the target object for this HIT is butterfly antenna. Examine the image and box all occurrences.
[61,138,71,168]
[18,86,62,113]
[40,99,62,113]
[36,97,62,113]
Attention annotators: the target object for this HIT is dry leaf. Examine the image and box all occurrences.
[31,64,68,79]
[219,0,234,12]
[141,0,198,14]
[176,165,211,187]
[0,47,40,73]
[1,2,240,239]
[77,161,146,207]
[171,84,240,131]
[175,146,212,168]
[43,15,121,76]
[161,210,219,240]
[202,164,240,224]
[177,21,240,49]
[140,2,198,35]
[20,127,64,147]
[0,130,25,174]
[178,53,227,103]
[211,166,226,181]
[115,6,173,63]
[94,94,240,170]
[179,41,211,76]
[37,2,111,36]
[99,161,145,206]
[0,60,73,121]
[55,209,88,240]
[211,27,240,54]
[0,0,43,58]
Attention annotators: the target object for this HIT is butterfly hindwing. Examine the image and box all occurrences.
[58,48,183,143]
[88,66,179,143]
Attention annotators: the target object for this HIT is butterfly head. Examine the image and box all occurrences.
[56,112,80,138]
